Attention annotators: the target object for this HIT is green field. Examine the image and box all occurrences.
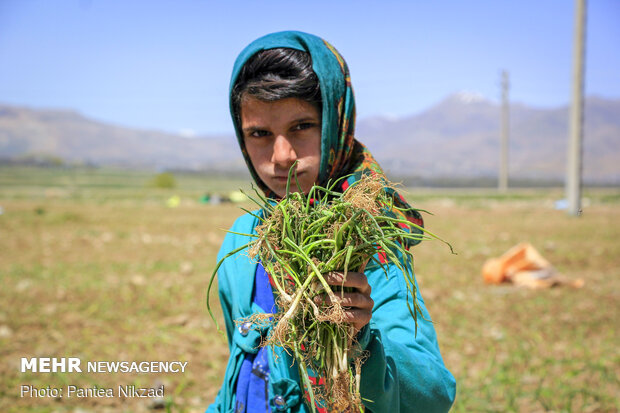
[1,167,618,412]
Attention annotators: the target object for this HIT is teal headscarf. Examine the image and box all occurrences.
[230,30,356,189]
[229,31,424,245]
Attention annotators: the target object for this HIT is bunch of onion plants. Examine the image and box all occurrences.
[208,170,450,412]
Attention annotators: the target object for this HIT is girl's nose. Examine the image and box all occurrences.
[271,134,297,166]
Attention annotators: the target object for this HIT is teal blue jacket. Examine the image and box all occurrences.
[207,212,456,412]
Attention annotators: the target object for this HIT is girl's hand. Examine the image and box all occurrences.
[319,271,374,333]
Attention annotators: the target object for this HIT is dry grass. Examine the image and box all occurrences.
[0,167,618,412]
[415,198,620,413]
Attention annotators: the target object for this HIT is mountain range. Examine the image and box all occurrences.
[1,94,618,183]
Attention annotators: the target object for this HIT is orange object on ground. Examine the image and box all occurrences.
[482,242,584,289]
[483,243,550,284]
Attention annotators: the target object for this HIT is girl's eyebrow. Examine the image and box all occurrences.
[242,125,263,133]
[242,123,272,134]
[291,116,319,124]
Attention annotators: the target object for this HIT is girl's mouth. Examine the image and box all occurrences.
[273,172,303,182]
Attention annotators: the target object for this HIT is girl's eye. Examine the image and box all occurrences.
[249,130,270,138]
[294,122,317,131]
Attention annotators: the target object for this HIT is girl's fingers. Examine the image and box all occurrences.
[323,271,372,296]
[344,308,372,332]
[313,271,374,331]
[314,290,374,311]
[312,293,372,331]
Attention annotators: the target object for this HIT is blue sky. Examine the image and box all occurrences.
[0,0,618,135]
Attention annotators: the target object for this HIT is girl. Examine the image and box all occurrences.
[207,31,455,413]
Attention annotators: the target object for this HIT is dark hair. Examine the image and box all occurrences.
[231,48,322,125]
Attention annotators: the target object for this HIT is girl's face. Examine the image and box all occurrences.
[240,96,321,198]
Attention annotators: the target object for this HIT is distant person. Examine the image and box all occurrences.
[207,31,455,412]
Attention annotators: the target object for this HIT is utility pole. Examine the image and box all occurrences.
[499,70,509,192]
[566,0,586,216]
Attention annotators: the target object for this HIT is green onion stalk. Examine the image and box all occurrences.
[207,168,452,412]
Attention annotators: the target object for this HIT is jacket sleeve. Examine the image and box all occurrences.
[206,218,248,413]
[357,253,456,413]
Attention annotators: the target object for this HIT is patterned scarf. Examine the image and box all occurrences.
[229,31,424,246]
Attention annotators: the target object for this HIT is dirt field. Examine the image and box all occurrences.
[1,167,618,412]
